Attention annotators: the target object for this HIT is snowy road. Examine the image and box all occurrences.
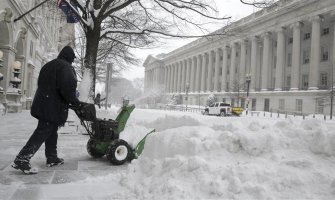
[1,108,335,199]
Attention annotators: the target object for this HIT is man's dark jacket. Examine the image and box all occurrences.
[31,46,79,125]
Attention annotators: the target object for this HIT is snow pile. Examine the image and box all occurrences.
[72,110,335,199]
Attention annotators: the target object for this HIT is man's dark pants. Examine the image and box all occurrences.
[16,120,59,162]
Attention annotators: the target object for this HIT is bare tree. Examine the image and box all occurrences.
[240,0,279,8]
[60,0,232,101]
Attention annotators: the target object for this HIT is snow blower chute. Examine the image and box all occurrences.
[71,100,154,165]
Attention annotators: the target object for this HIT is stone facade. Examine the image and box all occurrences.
[0,0,75,112]
[143,0,335,115]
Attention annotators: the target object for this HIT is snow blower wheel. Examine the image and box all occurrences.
[87,139,104,158]
[107,139,132,165]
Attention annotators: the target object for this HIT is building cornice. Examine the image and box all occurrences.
[161,0,323,62]
[9,0,39,38]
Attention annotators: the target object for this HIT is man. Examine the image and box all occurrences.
[12,46,80,174]
[94,93,106,109]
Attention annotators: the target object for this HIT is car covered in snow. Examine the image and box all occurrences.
[203,102,232,116]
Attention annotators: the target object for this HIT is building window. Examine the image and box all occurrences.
[228,54,231,59]
[288,37,293,44]
[220,56,223,61]
[286,76,291,88]
[226,83,229,91]
[279,99,285,110]
[231,98,235,107]
[264,98,270,112]
[296,99,303,112]
[321,46,329,61]
[303,33,310,40]
[322,27,329,36]
[317,99,324,114]
[320,73,328,87]
[303,50,310,64]
[252,98,256,111]
[287,53,292,67]
[222,98,226,103]
[274,41,277,47]
[236,52,239,57]
[302,74,308,89]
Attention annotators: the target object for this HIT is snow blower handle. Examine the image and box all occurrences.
[69,102,97,122]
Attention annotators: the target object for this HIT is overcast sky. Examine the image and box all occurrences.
[121,0,257,81]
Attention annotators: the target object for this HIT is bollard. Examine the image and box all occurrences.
[270,112,272,117]
[303,115,305,120]
[285,112,287,118]
[277,112,279,118]
[313,114,315,118]
[264,112,265,117]
[324,115,326,121]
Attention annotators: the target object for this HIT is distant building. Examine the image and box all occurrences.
[0,0,75,112]
[143,0,335,115]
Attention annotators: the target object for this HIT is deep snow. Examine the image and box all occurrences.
[1,106,335,199]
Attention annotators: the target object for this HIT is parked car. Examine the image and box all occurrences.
[204,102,232,116]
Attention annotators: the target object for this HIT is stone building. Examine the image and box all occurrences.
[143,0,335,115]
[0,0,75,112]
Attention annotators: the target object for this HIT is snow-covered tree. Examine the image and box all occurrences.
[206,93,217,106]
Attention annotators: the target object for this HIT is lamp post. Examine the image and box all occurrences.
[245,73,251,115]
[185,83,190,111]
[10,61,22,93]
[331,62,334,120]
[0,50,4,92]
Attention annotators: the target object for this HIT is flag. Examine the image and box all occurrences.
[57,0,80,23]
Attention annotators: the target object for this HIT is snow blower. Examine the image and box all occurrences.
[71,100,154,165]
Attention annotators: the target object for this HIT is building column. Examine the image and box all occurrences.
[309,15,321,90]
[171,64,175,93]
[180,60,185,92]
[230,43,237,91]
[275,27,286,91]
[261,32,271,91]
[175,63,179,92]
[200,53,207,92]
[214,48,221,92]
[186,58,191,88]
[164,67,168,92]
[239,40,247,91]
[168,65,172,93]
[207,50,214,92]
[250,36,259,92]
[195,55,201,92]
[189,57,195,92]
[178,62,183,92]
[291,22,302,90]
[221,46,229,92]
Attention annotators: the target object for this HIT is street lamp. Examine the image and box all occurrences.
[185,83,190,111]
[245,73,251,115]
[10,61,22,92]
[0,50,4,92]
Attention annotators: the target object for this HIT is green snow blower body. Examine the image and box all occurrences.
[72,101,154,165]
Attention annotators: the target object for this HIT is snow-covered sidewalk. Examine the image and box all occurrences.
[1,107,335,199]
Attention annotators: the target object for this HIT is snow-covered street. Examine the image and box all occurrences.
[1,107,335,199]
